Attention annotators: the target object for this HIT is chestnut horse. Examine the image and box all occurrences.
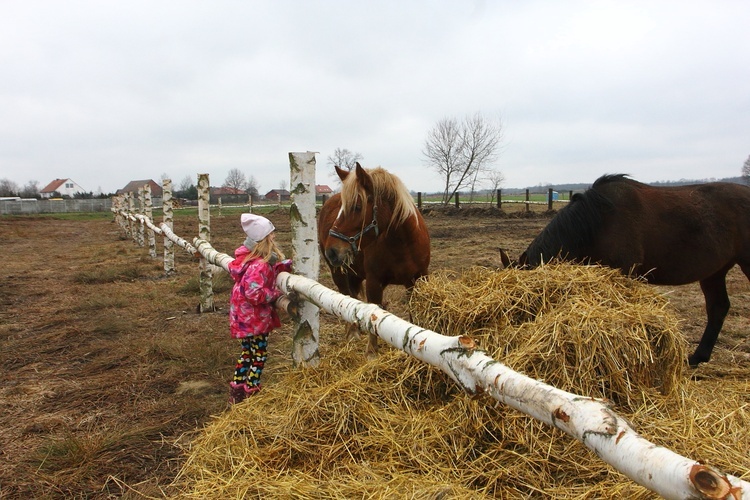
[318,163,430,357]
[519,174,750,367]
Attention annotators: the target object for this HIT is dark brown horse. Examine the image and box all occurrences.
[519,174,750,367]
[318,163,431,357]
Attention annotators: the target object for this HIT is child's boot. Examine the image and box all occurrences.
[229,382,247,404]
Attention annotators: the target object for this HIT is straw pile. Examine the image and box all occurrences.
[409,264,686,409]
[173,264,750,498]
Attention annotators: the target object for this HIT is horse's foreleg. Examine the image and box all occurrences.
[330,268,365,342]
[690,271,731,367]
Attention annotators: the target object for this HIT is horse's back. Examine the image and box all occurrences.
[592,178,750,283]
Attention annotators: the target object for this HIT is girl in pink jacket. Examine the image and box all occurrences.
[227,213,291,404]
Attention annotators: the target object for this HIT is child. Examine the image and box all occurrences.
[227,213,292,404]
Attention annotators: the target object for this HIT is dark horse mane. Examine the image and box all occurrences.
[523,174,630,265]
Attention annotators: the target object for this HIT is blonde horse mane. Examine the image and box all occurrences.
[339,167,418,230]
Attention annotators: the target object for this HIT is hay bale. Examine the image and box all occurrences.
[409,264,686,408]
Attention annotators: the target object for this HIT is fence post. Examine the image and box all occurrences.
[569,190,573,201]
[289,152,321,368]
[525,189,530,213]
[127,192,135,240]
[417,192,422,209]
[144,183,157,258]
[455,192,460,209]
[163,179,175,276]
[497,189,501,209]
[197,173,214,312]
[548,188,553,211]
[138,187,146,246]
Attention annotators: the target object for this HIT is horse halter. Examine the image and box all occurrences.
[328,204,379,255]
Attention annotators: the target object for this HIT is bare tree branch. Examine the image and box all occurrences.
[423,113,503,205]
[327,148,363,171]
[223,168,248,191]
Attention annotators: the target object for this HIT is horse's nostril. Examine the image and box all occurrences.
[325,248,342,266]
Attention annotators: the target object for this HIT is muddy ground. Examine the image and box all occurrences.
[1,206,749,498]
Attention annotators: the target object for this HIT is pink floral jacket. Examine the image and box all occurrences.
[228,245,292,339]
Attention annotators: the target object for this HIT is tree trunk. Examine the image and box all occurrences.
[197,173,214,312]
[288,151,321,368]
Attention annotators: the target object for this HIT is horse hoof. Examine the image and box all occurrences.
[688,355,707,368]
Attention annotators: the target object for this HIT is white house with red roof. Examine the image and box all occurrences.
[40,178,87,198]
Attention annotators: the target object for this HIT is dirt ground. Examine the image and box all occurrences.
[1,206,749,498]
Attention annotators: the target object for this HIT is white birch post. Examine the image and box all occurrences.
[127,192,135,241]
[288,152,320,368]
[197,173,214,312]
[144,183,157,259]
[162,179,175,276]
[137,186,146,247]
[274,272,750,500]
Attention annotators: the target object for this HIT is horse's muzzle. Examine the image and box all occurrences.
[324,247,351,267]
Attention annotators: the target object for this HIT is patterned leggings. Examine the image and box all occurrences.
[232,334,268,390]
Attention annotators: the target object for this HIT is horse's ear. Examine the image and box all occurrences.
[335,165,349,182]
[355,162,373,193]
[499,248,511,269]
[518,251,529,268]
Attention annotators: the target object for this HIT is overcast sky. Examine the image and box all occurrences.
[1,1,749,195]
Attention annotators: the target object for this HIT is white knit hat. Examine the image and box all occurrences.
[240,213,275,248]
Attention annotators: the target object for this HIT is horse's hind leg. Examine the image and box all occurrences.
[690,268,731,367]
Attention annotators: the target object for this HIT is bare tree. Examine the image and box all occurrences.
[224,168,247,191]
[246,175,260,199]
[486,169,505,205]
[20,180,40,198]
[327,148,363,172]
[0,178,19,197]
[423,113,503,205]
[742,155,750,185]
[178,175,193,192]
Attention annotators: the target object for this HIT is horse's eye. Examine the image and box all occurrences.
[355,204,362,212]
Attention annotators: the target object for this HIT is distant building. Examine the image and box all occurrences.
[265,189,290,202]
[211,186,246,196]
[40,178,87,198]
[116,180,163,197]
[210,186,250,204]
[316,185,333,196]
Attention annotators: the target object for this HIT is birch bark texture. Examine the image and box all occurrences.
[144,183,157,259]
[288,151,321,368]
[162,179,175,276]
[274,271,750,500]
[197,173,214,312]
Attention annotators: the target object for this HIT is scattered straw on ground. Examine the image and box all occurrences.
[171,264,750,498]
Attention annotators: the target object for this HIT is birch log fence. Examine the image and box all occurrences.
[111,152,749,500]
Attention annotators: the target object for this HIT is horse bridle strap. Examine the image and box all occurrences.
[328,204,379,254]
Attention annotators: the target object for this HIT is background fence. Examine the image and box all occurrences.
[0,198,113,215]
